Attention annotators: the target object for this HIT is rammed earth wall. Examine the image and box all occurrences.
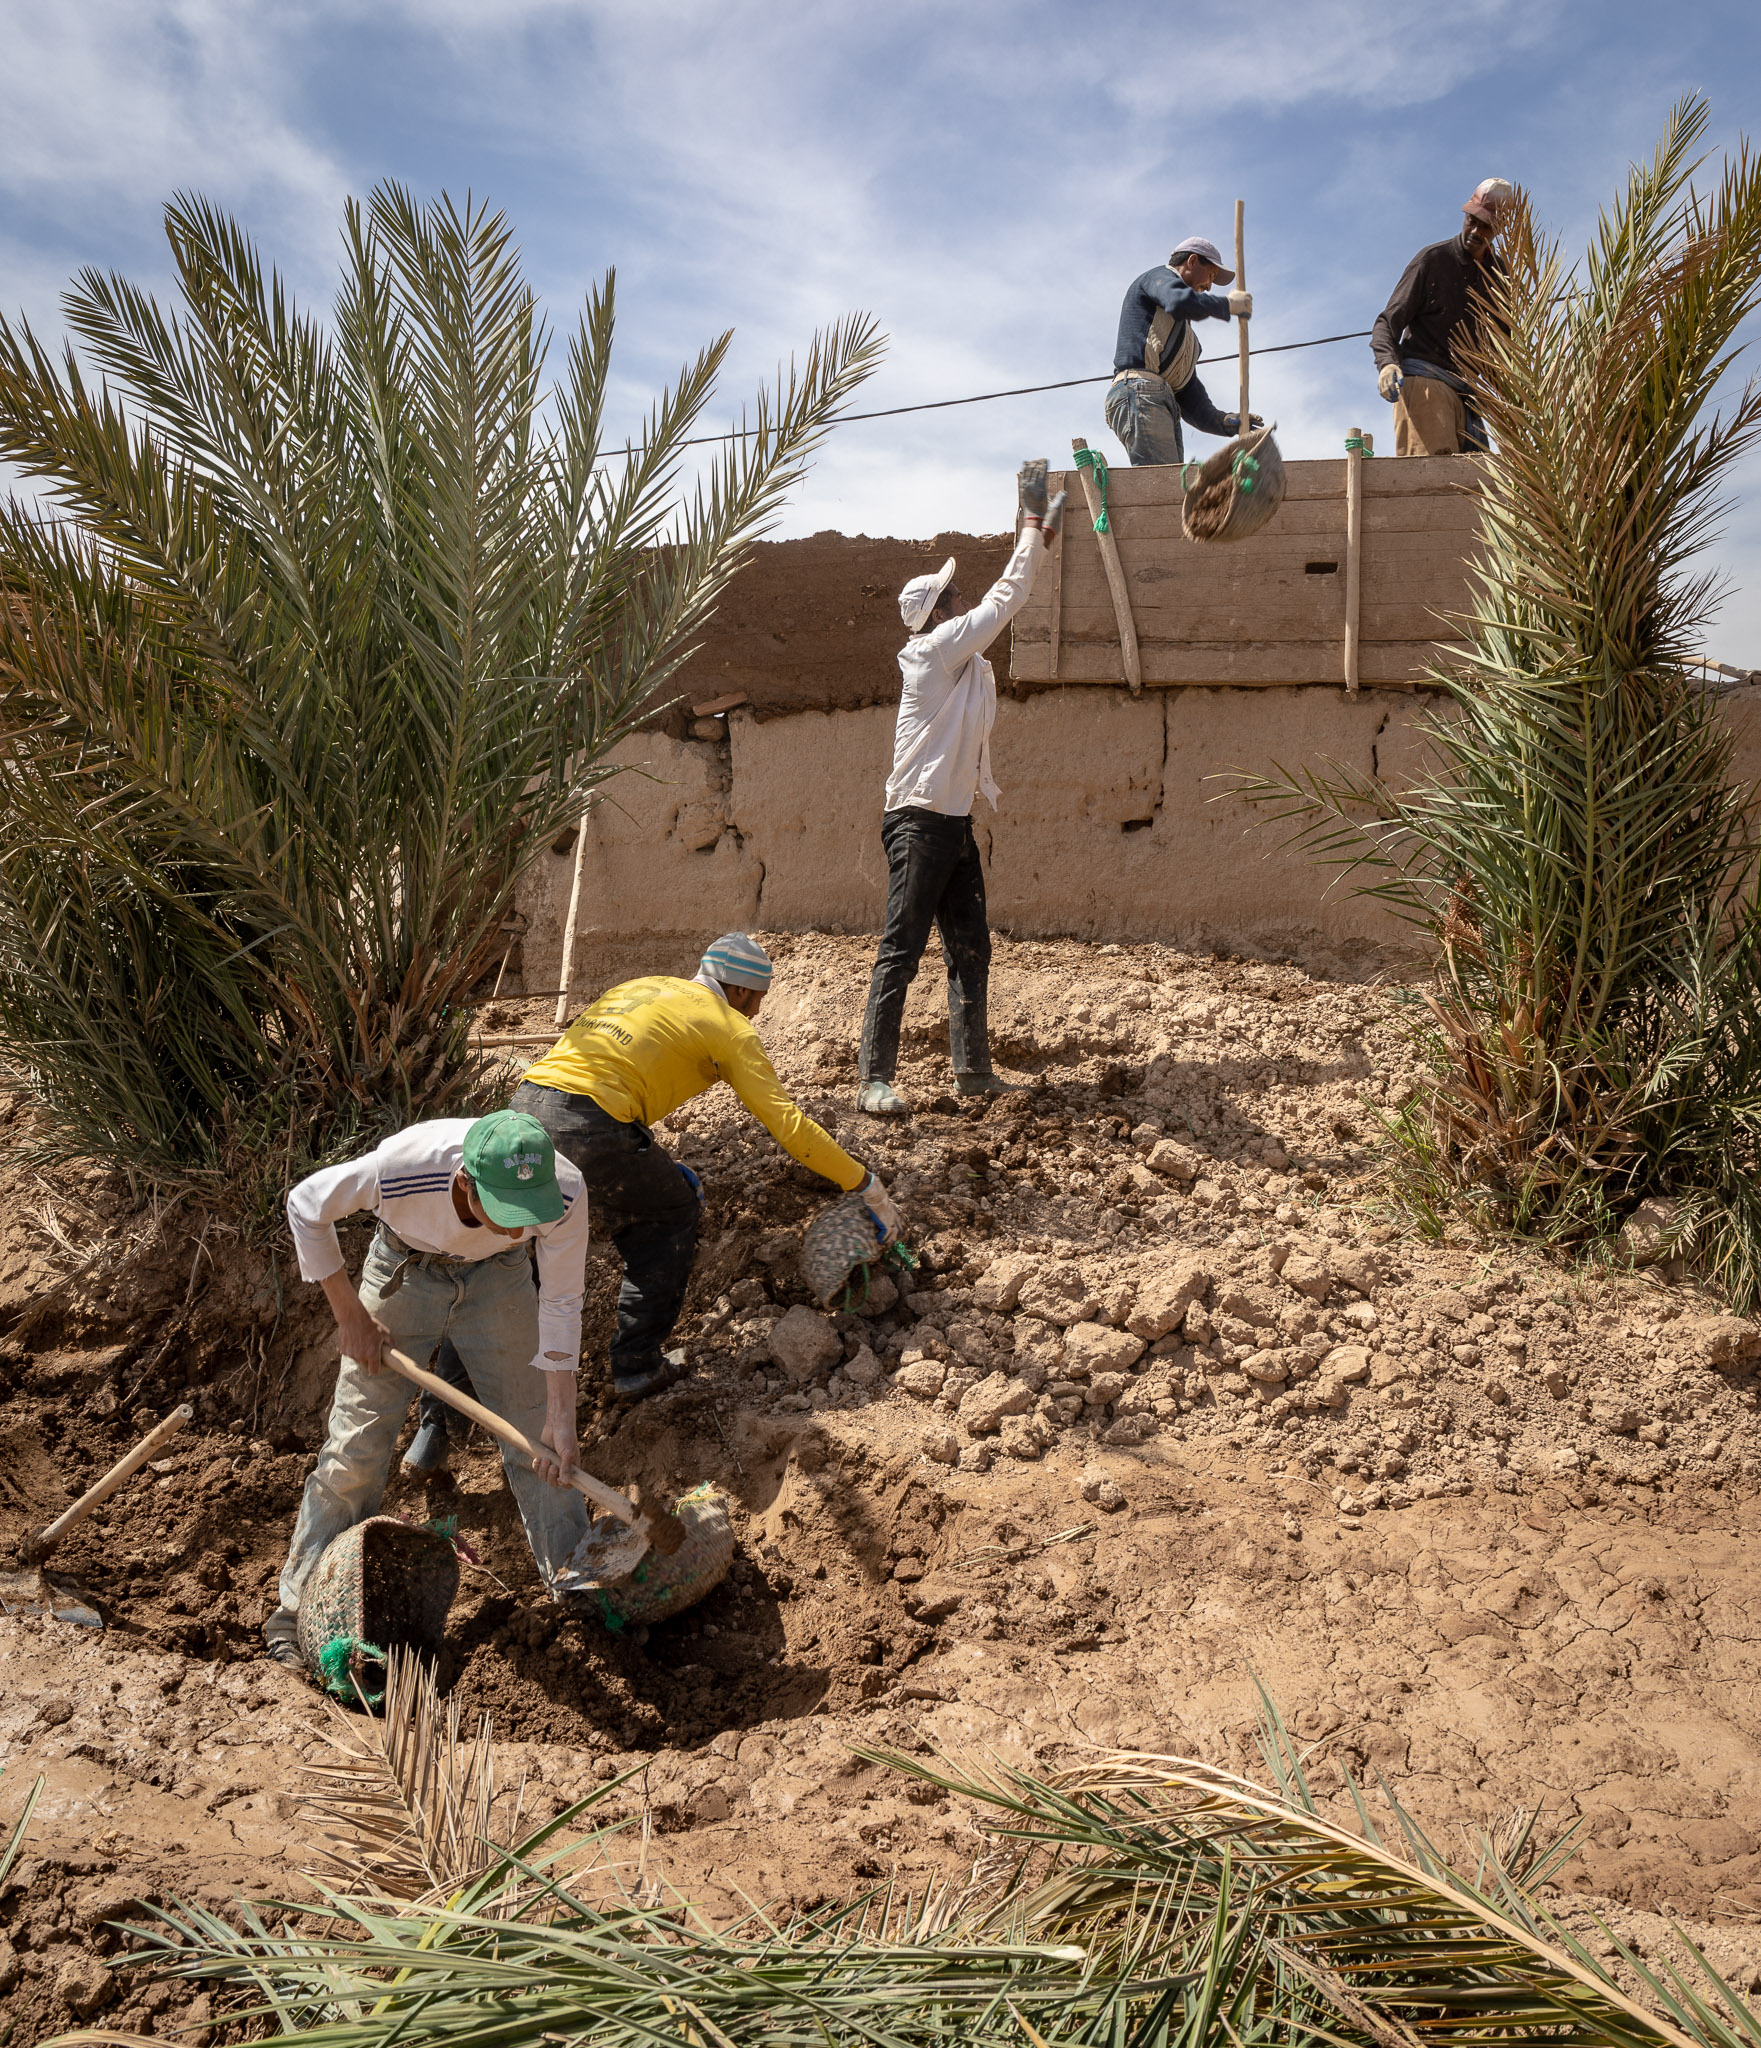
[518,491,1761,994]
[519,685,1434,990]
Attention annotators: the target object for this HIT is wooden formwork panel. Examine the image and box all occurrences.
[1013,452,1483,688]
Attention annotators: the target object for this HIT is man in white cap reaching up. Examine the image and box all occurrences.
[515,935,898,1400]
[1106,234,1259,466]
[854,466,1064,1117]
[1371,178,1515,455]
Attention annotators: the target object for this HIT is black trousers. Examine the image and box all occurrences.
[858,806,993,1083]
[414,1333,477,1444]
[510,1081,702,1387]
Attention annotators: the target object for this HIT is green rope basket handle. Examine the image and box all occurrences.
[1231,449,1262,496]
[835,1235,920,1311]
[1072,446,1111,534]
[315,1634,388,1705]
[1181,461,1202,491]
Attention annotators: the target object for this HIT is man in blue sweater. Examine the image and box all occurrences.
[1107,234,1259,466]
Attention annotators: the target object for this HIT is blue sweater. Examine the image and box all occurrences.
[1111,267,1237,435]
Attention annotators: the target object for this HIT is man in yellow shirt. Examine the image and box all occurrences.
[512,933,899,1402]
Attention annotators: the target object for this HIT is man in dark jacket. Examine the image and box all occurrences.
[1107,235,1259,465]
[1371,178,1514,455]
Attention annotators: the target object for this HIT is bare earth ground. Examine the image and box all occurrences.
[7,930,1761,2040]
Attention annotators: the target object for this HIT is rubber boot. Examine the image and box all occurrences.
[264,1606,305,1672]
[612,1347,688,1405]
[401,1417,452,1476]
[857,1079,910,1115]
[955,1071,1024,1097]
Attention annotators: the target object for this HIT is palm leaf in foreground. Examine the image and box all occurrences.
[55,1739,1761,2048]
[296,1645,525,1902]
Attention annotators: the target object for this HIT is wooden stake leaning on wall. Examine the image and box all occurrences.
[1343,426,1365,694]
[1071,438,1142,694]
[1047,467,1066,680]
[554,810,590,1029]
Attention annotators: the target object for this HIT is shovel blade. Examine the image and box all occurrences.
[557,1515,652,1593]
[0,1566,104,1628]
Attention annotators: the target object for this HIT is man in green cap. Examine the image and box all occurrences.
[262,1111,592,1670]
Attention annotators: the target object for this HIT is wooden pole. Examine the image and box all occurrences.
[1235,199,1249,432]
[1047,468,1066,680]
[1344,427,1364,695]
[554,817,590,1030]
[27,1405,193,1563]
[381,1347,683,1551]
[1070,438,1142,694]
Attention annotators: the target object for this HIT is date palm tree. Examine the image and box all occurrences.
[1241,102,1761,1298]
[0,186,881,1211]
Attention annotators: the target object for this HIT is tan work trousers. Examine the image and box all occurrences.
[1394,376,1468,455]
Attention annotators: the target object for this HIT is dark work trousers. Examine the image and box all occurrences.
[858,806,993,1083]
[509,1080,701,1389]
[413,1334,479,1446]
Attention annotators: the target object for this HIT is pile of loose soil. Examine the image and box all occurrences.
[7,931,1761,2041]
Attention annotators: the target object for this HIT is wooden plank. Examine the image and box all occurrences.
[1008,449,1483,687]
[1076,451,1480,510]
[1032,560,1473,641]
[1344,427,1364,693]
[1047,468,1067,677]
[1011,635,1456,686]
[1071,438,1141,692]
[1032,527,1472,607]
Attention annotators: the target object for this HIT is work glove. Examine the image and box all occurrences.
[1017,458,1049,519]
[677,1161,704,1203]
[1042,489,1067,544]
[1228,288,1253,318]
[1224,413,1266,435]
[856,1169,902,1242]
[1378,362,1402,402]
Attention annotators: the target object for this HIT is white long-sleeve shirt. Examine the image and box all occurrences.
[286,1119,589,1370]
[884,526,1046,817]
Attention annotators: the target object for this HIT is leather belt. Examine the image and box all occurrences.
[374,1223,479,1301]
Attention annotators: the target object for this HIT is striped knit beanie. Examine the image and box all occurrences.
[700,932,773,992]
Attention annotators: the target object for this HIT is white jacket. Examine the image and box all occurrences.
[286,1119,589,1368]
[885,527,1045,817]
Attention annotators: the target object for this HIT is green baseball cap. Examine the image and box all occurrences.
[461,1111,566,1228]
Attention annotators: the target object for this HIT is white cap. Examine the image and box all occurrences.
[1462,178,1515,226]
[1168,235,1235,284]
[899,557,956,633]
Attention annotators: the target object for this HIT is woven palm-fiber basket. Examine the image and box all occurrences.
[1181,424,1286,542]
[296,1515,459,1701]
[801,1186,898,1306]
[590,1484,735,1629]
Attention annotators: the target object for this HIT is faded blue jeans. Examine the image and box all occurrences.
[277,1233,588,1612]
[1104,370,1184,466]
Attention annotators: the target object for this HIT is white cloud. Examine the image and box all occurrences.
[0,1,346,294]
[0,0,1753,661]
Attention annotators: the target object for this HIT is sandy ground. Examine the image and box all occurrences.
[7,931,1761,2040]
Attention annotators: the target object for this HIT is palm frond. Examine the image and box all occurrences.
[296,1645,522,1902]
[60,1743,1761,2048]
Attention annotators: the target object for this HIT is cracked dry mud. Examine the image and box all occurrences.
[7,930,1761,2041]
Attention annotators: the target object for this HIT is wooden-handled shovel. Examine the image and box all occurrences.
[1,1403,194,1626]
[382,1348,687,1556]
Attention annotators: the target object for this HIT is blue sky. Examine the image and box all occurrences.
[3,0,1760,661]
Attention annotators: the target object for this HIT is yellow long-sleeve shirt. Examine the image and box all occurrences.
[522,976,865,1191]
